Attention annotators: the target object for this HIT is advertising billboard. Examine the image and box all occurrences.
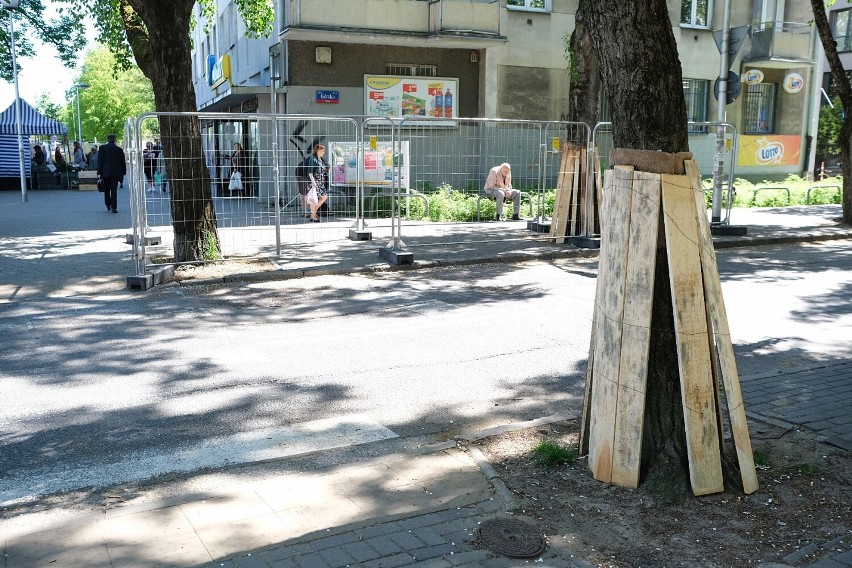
[737,135,801,167]
[364,75,458,124]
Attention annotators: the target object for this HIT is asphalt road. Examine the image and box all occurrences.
[1,239,850,507]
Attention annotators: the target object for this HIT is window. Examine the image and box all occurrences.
[832,9,852,52]
[681,0,711,29]
[743,83,777,134]
[683,79,709,133]
[386,64,437,77]
[507,0,551,12]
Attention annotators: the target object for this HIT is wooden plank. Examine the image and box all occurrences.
[587,165,634,482]
[661,173,724,496]
[549,145,573,239]
[684,160,759,494]
[551,146,580,242]
[610,171,661,488]
[594,145,603,234]
[568,155,581,237]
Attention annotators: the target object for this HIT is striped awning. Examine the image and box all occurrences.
[0,99,68,136]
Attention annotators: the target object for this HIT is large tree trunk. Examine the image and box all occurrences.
[566,4,601,126]
[581,0,693,494]
[810,0,852,224]
[125,0,220,262]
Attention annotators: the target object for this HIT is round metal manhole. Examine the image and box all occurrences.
[478,518,546,558]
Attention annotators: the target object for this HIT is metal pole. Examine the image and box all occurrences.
[712,0,732,223]
[8,7,27,202]
[75,87,83,144]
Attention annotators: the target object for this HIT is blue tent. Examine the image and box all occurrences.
[0,98,67,136]
[0,99,67,180]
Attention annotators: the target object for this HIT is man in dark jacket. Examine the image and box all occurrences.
[97,134,126,213]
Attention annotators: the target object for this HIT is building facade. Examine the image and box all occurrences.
[190,0,820,183]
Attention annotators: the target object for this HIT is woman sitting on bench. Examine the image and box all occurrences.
[484,162,521,221]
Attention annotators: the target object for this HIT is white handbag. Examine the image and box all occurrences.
[229,171,243,190]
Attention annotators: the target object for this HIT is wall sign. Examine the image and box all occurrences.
[738,135,802,167]
[741,69,764,85]
[209,55,232,89]
[316,90,340,104]
[783,73,804,94]
[364,75,458,125]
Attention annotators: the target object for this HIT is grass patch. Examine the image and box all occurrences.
[530,440,578,468]
[753,449,772,469]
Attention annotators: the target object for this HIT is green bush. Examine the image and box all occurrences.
[530,440,578,468]
[701,175,843,208]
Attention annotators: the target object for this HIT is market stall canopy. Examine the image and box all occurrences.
[0,99,68,135]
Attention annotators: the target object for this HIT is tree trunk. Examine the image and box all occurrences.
[566,4,601,126]
[580,0,693,493]
[126,0,220,262]
[581,0,689,153]
[810,0,852,224]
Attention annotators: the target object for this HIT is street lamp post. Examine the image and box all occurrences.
[73,83,89,146]
[2,0,26,202]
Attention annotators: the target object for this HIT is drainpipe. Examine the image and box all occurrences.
[805,28,825,181]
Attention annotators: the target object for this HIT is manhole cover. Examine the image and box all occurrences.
[478,518,546,558]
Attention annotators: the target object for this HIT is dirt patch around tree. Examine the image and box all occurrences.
[475,418,851,567]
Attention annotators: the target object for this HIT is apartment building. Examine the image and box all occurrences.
[190,0,819,181]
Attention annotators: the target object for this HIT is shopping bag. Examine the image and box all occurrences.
[306,181,319,205]
[96,176,105,192]
[229,171,243,191]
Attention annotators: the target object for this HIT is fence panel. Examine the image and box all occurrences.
[591,122,737,225]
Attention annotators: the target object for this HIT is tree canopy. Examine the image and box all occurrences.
[61,45,156,143]
[0,0,86,82]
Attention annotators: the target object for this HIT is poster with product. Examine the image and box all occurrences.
[364,75,458,124]
[327,141,410,189]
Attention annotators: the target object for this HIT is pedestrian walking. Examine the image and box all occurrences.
[97,134,127,214]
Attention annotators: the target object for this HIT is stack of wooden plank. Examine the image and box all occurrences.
[549,143,601,243]
[580,160,758,496]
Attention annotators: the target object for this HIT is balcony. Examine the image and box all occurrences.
[745,22,815,67]
[281,0,505,48]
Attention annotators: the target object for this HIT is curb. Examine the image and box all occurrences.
[150,230,852,291]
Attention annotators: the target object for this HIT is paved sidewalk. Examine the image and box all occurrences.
[1,190,851,567]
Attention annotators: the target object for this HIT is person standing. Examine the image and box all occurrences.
[143,141,157,192]
[72,141,86,170]
[230,142,248,197]
[97,134,127,214]
[483,162,521,221]
[306,144,329,222]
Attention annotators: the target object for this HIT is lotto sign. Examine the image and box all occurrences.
[737,135,801,167]
[783,73,804,94]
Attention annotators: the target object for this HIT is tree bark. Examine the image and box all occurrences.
[580,0,693,493]
[566,4,601,126]
[580,0,689,153]
[124,0,220,262]
[810,0,852,224]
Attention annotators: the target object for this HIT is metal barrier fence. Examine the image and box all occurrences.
[128,115,750,274]
[591,121,739,225]
[129,113,591,273]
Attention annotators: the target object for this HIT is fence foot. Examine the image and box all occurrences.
[710,224,748,237]
[526,219,551,234]
[567,236,601,249]
[379,247,414,265]
[126,265,175,291]
[349,229,372,241]
[125,233,162,246]
[127,274,154,291]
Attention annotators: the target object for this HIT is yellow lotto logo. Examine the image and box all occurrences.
[366,77,402,90]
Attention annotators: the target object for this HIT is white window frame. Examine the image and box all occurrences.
[683,78,709,133]
[506,0,551,14]
[680,0,713,30]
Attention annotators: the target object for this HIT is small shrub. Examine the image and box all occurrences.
[530,440,578,467]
